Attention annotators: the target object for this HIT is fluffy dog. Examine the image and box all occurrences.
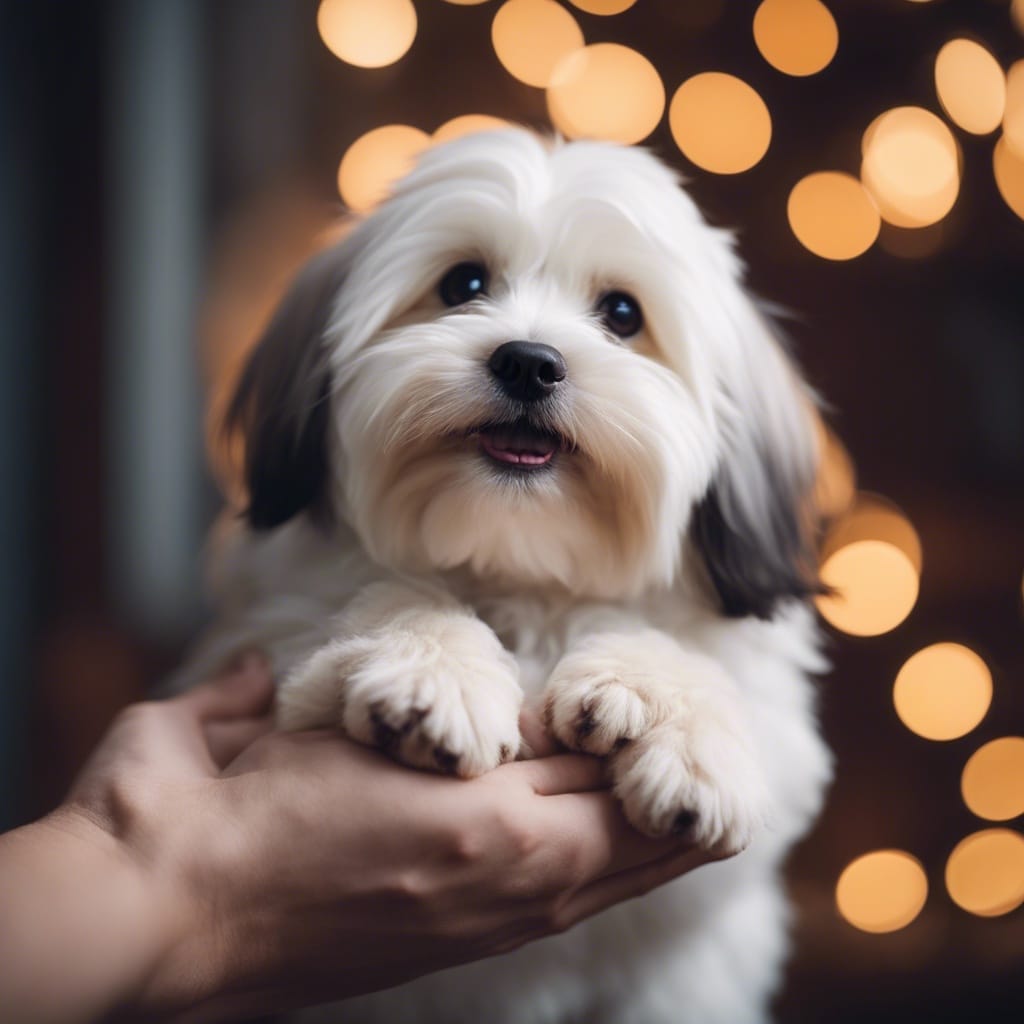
[186,128,832,1023]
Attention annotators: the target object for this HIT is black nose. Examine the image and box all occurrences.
[488,341,567,402]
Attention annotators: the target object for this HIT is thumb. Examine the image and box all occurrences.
[156,653,274,778]
[174,652,274,723]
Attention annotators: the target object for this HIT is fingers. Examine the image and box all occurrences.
[136,654,274,779]
[538,789,685,881]
[556,844,719,930]
[175,652,274,723]
[505,753,608,796]
[517,705,560,758]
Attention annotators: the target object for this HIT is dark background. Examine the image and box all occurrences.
[1,1,1022,1020]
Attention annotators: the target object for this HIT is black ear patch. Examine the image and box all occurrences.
[224,245,346,530]
[690,470,824,621]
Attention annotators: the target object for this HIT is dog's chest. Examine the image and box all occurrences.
[470,595,572,696]
[464,589,700,698]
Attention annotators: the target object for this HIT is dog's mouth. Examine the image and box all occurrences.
[473,420,568,471]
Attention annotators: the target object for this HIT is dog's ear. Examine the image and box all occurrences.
[690,306,824,619]
[225,243,347,530]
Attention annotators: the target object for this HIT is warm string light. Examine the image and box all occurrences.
[1013,0,1024,34]
[961,737,1024,821]
[753,0,838,77]
[568,0,638,13]
[816,494,921,637]
[338,116,521,212]
[835,850,929,933]
[813,419,857,520]
[934,39,1005,136]
[945,829,1024,917]
[893,643,992,742]
[547,44,664,145]
[491,0,584,88]
[669,73,772,174]
[861,107,960,229]
[337,124,430,212]
[433,114,511,143]
[316,0,417,68]
[318,0,1024,262]
[1005,61,1024,159]
[994,136,1024,221]
[787,172,880,260]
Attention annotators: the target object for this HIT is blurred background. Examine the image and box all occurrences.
[1,0,1022,1019]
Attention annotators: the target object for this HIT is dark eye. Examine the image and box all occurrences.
[596,291,643,339]
[439,262,489,306]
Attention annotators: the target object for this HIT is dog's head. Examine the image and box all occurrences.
[227,129,822,616]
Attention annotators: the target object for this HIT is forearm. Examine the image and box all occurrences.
[0,810,183,1024]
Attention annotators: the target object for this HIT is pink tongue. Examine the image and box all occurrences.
[480,430,556,466]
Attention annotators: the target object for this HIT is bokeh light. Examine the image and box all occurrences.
[861,107,960,228]
[816,494,921,636]
[893,643,992,742]
[337,125,431,212]
[1005,61,1024,159]
[961,738,1024,821]
[995,136,1024,222]
[568,0,637,13]
[669,73,772,174]
[547,44,665,145]
[317,0,417,69]
[934,39,1005,136]
[492,0,584,88]
[813,419,857,520]
[753,0,839,77]
[818,542,918,636]
[788,171,880,260]
[835,850,928,934]
[946,829,1024,917]
[434,114,511,144]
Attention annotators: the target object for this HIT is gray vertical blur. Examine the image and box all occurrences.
[106,0,206,641]
[0,8,40,830]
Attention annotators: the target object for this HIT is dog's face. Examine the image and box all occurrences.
[229,130,821,614]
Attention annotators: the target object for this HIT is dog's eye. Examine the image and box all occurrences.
[439,262,489,306]
[596,291,643,339]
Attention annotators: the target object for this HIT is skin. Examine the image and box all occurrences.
[0,656,725,1023]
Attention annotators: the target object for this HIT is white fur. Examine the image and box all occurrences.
[180,130,832,1023]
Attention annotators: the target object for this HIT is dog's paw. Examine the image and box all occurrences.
[610,720,771,852]
[279,616,522,778]
[543,646,680,755]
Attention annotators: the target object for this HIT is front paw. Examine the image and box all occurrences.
[611,721,770,852]
[542,634,770,850]
[279,619,523,778]
[544,658,677,756]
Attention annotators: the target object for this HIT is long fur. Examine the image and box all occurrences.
[180,130,832,1024]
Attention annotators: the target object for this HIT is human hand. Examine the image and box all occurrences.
[2,657,728,1023]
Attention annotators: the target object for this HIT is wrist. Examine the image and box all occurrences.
[31,806,198,1022]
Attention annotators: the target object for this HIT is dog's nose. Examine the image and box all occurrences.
[488,341,567,402]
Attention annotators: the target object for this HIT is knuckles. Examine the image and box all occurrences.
[444,807,541,864]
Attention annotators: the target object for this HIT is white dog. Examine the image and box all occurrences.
[184,129,832,1023]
